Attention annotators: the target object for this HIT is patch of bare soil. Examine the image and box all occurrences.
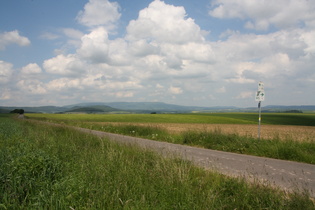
[96,122,315,142]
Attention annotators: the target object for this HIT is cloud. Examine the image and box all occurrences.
[43,54,86,76]
[161,42,215,64]
[301,30,315,55]
[126,0,205,44]
[128,39,158,57]
[40,32,60,40]
[76,0,121,29]
[0,60,13,84]
[168,86,183,94]
[21,63,42,74]
[112,91,134,98]
[77,27,110,63]
[214,28,312,68]
[62,28,84,40]
[0,30,30,50]
[226,76,255,84]
[2,0,315,107]
[0,88,11,100]
[235,91,253,99]
[46,78,81,91]
[209,0,315,30]
[17,79,47,94]
[61,28,85,50]
[216,86,226,93]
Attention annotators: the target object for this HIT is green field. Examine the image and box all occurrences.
[1,114,314,209]
[25,112,315,126]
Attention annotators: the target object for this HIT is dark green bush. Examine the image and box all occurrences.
[10,109,24,114]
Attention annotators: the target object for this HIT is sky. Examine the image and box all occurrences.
[0,0,315,107]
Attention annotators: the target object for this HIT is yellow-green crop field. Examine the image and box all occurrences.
[26,112,315,126]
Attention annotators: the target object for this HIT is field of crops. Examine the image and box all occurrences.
[26,112,315,126]
[1,114,314,209]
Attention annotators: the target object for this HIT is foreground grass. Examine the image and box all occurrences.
[1,115,314,209]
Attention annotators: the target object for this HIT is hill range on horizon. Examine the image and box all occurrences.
[1,102,315,114]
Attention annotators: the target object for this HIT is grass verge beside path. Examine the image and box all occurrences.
[181,129,315,164]
[1,115,314,209]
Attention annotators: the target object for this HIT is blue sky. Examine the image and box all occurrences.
[1,0,315,107]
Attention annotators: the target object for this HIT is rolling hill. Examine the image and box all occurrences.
[65,105,120,113]
[0,102,314,114]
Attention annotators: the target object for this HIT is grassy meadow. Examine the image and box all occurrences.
[1,114,314,209]
[26,113,315,164]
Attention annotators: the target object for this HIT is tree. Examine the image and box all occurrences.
[10,109,24,114]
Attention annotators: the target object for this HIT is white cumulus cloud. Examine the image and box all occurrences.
[235,91,253,99]
[168,86,183,94]
[126,0,205,44]
[209,0,315,30]
[0,60,13,84]
[21,63,42,74]
[0,30,30,50]
[43,54,86,76]
[17,79,47,94]
[0,88,11,100]
[47,78,82,91]
[76,0,121,30]
[77,27,110,63]
[2,0,315,107]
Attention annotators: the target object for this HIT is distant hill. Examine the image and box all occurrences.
[264,105,315,111]
[103,102,237,112]
[105,102,210,112]
[65,105,120,113]
[0,108,10,113]
[0,106,68,113]
[1,102,314,114]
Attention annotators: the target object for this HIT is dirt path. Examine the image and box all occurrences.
[91,122,315,142]
[73,126,315,197]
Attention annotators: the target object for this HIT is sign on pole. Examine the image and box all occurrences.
[255,81,265,101]
[255,81,265,140]
[255,91,265,101]
[258,81,264,91]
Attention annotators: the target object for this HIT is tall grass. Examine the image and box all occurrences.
[1,115,314,209]
[181,129,315,164]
